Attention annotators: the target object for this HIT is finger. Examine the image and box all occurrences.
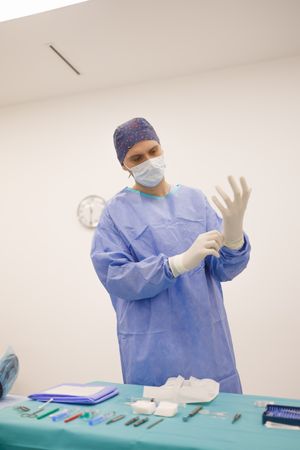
[205,240,221,252]
[214,233,224,247]
[196,230,221,243]
[212,195,227,215]
[240,177,251,199]
[215,185,232,207]
[204,231,223,247]
[227,176,241,199]
[205,229,222,237]
[205,249,220,258]
[220,233,225,246]
[205,232,223,247]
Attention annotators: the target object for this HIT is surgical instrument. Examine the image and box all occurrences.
[37,407,60,420]
[64,412,83,423]
[134,417,149,427]
[182,405,202,422]
[125,416,140,426]
[51,409,69,422]
[15,405,30,412]
[147,418,164,429]
[21,398,54,418]
[106,414,126,424]
[88,412,115,426]
[199,409,228,418]
[232,413,242,424]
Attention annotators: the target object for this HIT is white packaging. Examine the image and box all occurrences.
[154,401,178,417]
[131,400,156,415]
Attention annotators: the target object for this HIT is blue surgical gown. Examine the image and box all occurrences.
[91,185,251,393]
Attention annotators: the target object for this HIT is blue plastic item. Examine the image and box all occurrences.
[88,412,114,426]
[262,404,300,426]
[51,409,69,422]
[88,415,106,426]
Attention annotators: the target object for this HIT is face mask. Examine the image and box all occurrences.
[126,155,166,187]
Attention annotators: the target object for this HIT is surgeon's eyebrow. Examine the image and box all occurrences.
[128,145,158,160]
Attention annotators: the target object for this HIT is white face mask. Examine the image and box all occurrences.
[125,155,166,187]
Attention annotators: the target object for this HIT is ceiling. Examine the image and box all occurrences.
[1,0,300,107]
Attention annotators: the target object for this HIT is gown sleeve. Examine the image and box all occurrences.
[204,196,251,282]
[91,209,175,301]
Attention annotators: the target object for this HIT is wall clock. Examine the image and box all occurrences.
[77,195,106,229]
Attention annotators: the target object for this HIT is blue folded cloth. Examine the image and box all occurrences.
[28,383,119,405]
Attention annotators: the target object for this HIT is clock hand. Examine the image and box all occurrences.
[88,205,93,226]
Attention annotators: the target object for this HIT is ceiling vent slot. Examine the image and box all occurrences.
[49,44,81,75]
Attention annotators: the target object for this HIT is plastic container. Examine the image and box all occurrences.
[262,404,300,426]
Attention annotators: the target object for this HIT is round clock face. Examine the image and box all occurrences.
[77,195,106,229]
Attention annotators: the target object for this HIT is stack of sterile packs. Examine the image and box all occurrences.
[29,383,118,405]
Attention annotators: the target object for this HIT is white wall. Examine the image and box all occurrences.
[1,56,299,399]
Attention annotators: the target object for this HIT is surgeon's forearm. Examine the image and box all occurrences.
[209,233,251,282]
[104,255,175,301]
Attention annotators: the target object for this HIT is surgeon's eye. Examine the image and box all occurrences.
[131,155,142,163]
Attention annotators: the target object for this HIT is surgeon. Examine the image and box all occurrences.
[91,117,251,393]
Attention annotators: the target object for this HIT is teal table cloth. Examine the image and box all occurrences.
[0,381,299,450]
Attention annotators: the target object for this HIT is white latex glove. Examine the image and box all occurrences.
[168,230,224,277]
[212,176,251,249]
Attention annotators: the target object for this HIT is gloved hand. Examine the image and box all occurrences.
[212,176,251,249]
[168,230,224,277]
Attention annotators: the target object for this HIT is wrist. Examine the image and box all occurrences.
[223,235,244,249]
[168,253,188,277]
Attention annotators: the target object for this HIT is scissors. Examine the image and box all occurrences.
[21,398,54,418]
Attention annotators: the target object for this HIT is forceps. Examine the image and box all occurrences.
[21,398,54,418]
